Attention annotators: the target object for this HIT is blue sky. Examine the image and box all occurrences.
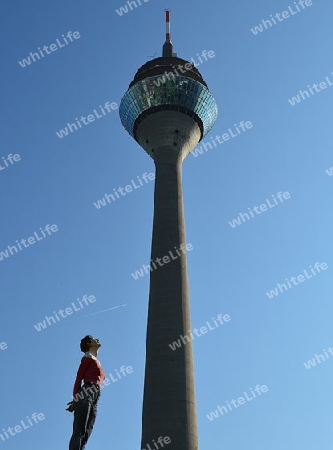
[1,0,333,448]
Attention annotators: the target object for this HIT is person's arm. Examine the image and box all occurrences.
[66,357,93,412]
[73,357,91,397]
[66,356,92,412]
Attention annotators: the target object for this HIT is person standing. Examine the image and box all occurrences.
[67,335,106,450]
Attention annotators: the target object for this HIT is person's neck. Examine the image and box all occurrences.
[87,347,99,358]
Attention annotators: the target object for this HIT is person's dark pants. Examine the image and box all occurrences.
[69,383,101,450]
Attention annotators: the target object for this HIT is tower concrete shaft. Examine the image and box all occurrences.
[141,161,197,449]
[138,113,201,449]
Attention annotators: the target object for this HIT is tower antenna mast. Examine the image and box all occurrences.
[162,9,174,57]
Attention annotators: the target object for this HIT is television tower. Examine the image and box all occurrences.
[119,11,218,449]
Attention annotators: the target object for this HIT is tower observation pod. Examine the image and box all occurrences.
[119,10,218,450]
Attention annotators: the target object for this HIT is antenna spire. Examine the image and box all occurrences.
[162,9,174,57]
[166,9,171,42]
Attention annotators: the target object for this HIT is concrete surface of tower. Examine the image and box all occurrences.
[119,10,218,450]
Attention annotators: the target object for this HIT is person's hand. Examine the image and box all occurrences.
[66,401,75,412]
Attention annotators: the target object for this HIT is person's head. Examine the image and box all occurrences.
[80,335,101,353]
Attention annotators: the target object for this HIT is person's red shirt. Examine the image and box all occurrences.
[73,352,106,396]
